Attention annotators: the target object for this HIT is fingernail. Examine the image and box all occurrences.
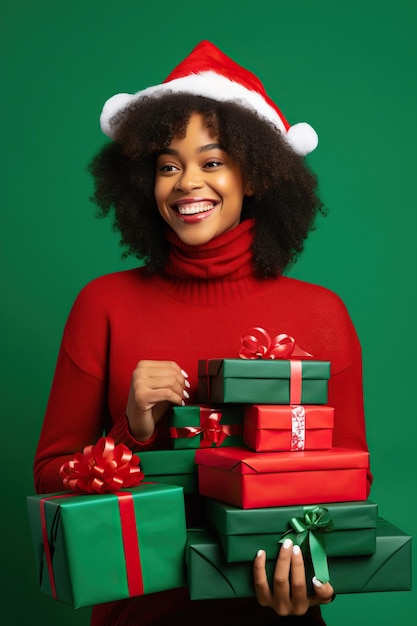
[312,576,323,588]
[292,545,301,555]
[184,379,191,389]
[183,389,190,399]
[282,539,292,549]
[257,549,264,557]
[181,369,189,378]
[181,400,185,406]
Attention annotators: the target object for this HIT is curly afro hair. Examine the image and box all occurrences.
[88,93,325,276]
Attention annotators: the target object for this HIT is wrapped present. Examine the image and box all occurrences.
[27,437,188,608]
[197,358,330,405]
[195,446,369,508]
[169,405,243,449]
[206,499,378,563]
[186,518,411,600]
[243,404,334,451]
[136,449,198,493]
[27,483,187,608]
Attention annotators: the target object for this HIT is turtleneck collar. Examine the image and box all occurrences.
[152,218,276,305]
[162,218,255,280]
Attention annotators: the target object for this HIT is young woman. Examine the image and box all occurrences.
[34,41,371,625]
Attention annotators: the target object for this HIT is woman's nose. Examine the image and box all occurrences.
[174,167,203,192]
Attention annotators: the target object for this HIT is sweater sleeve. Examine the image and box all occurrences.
[33,348,157,494]
[328,350,373,492]
[289,279,373,494]
[33,279,156,494]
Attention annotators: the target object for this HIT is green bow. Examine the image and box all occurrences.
[279,505,334,583]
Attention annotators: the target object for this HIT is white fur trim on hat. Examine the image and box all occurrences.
[100,71,286,135]
[100,92,134,138]
[100,71,317,155]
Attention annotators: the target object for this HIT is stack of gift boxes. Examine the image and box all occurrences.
[26,340,412,609]
[164,352,412,600]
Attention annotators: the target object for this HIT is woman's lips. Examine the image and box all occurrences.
[171,200,217,223]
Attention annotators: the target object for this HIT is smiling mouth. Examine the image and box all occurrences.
[173,202,217,216]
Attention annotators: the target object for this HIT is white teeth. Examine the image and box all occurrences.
[176,203,215,215]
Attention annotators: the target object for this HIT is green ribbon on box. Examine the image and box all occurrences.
[279,505,333,583]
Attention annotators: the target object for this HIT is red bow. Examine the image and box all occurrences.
[199,411,230,447]
[59,436,144,494]
[170,409,240,447]
[239,327,312,360]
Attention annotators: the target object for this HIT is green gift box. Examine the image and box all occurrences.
[186,518,411,599]
[206,500,378,562]
[137,449,198,493]
[169,405,243,449]
[197,359,330,404]
[27,483,187,608]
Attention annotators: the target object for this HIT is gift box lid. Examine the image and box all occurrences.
[135,449,196,474]
[171,404,243,424]
[195,446,369,474]
[245,405,334,429]
[198,359,330,379]
[206,499,378,534]
[28,482,185,507]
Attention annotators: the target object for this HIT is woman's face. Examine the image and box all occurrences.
[154,112,249,246]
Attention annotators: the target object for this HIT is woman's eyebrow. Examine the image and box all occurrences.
[197,143,223,153]
[158,143,223,156]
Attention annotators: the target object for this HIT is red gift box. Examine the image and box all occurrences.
[195,446,369,509]
[243,405,334,452]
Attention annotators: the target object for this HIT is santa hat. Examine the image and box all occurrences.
[100,40,318,156]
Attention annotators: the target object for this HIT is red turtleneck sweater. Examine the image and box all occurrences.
[34,219,370,625]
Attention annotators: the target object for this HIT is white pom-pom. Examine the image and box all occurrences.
[100,93,135,138]
[286,122,318,156]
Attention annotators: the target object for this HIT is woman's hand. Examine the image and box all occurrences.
[126,360,190,441]
[253,539,335,616]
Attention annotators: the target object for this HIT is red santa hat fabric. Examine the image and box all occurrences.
[100,40,318,156]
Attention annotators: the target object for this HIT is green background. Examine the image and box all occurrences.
[1,0,416,624]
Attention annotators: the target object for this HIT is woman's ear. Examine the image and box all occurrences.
[244,183,254,197]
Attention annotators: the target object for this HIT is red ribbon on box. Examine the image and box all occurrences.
[40,493,78,600]
[239,327,312,405]
[170,408,241,447]
[41,438,146,600]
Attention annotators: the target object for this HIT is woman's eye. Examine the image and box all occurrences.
[158,164,179,173]
[204,160,223,168]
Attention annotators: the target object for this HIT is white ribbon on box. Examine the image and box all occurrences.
[291,406,306,450]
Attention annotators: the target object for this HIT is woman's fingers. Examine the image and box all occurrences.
[272,539,293,612]
[131,360,189,408]
[253,549,272,607]
[253,540,335,618]
[310,577,335,605]
[126,360,190,441]
[288,545,309,615]
[254,539,295,615]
